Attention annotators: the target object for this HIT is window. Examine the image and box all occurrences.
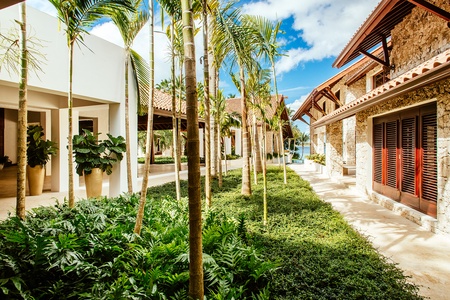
[372,103,437,217]
[335,90,341,110]
[322,101,326,115]
[372,71,390,89]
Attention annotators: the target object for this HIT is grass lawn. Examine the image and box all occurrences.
[0,167,422,299]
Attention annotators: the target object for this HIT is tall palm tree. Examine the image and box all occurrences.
[159,0,182,201]
[181,0,203,297]
[213,5,258,196]
[246,15,288,184]
[49,0,133,208]
[110,0,149,194]
[134,0,154,235]
[17,2,28,220]
[202,0,212,208]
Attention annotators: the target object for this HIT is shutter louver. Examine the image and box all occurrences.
[386,121,397,189]
[421,113,437,202]
[401,117,416,195]
[374,123,383,184]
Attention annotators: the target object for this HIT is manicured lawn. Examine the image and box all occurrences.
[0,167,422,299]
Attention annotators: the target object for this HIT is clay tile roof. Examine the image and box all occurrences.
[153,90,187,114]
[313,49,450,128]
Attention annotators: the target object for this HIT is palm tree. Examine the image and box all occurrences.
[49,0,133,208]
[298,131,310,160]
[110,0,149,194]
[158,0,182,201]
[181,0,203,297]
[213,5,258,196]
[134,0,154,235]
[246,16,288,184]
[17,2,28,220]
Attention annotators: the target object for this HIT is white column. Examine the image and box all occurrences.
[199,128,204,158]
[51,108,79,192]
[225,136,232,155]
[235,128,242,156]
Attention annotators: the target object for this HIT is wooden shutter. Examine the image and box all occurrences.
[386,121,397,189]
[401,117,416,195]
[373,123,383,184]
[421,113,437,202]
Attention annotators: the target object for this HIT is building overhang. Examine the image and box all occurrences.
[312,49,450,128]
[334,0,450,68]
[0,0,23,10]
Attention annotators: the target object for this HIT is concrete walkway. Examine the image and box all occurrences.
[289,163,450,300]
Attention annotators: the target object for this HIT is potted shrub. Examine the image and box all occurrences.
[0,155,11,170]
[27,125,58,195]
[73,129,126,198]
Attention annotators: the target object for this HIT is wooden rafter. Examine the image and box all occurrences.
[407,0,450,25]
[360,49,389,67]
[323,87,344,107]
[298,116,309,126]
[312,100,327,116]
[304,111,316,121]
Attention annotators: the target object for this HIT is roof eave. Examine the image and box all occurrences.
[333,0,401,68]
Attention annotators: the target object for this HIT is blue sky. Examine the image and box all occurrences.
[26,0,380,133]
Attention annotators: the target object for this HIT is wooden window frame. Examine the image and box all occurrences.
[372,103,437,217]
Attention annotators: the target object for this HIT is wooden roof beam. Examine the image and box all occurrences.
[298,116,310,126]
[313,101,327,116]
[304,111,316,121]
[323,87,344,107]
[407,0,450,27]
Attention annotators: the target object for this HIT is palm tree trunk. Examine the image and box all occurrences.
[252,99,262,174]
[210,68,218,178]
[125,51,133,194]
[262,124,267,226]
[16,2,27,220]
[134,0,155,235]
[178,61,183,171]
[218,121,222,188]
[240,66,251,196]
[203,0,212,208]
[171,23,181,201]
[68,41,75,208]
[181,0,204,298]
[279,127,287,184]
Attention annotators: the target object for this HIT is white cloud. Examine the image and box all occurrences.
[287,94,309,113]
[27,0,57,16]
[242,0,379,75]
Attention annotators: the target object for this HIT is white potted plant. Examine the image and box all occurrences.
[72,129,126,198]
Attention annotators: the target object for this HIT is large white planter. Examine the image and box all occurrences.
[27,165,45,196]
[84,168,103,198]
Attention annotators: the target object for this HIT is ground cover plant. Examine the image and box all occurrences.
[0,196,275,298]
[0,167,422,299]
[138,156,188,164]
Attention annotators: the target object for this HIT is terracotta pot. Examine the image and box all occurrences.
[84,168,103,198]
[27,165,45,196]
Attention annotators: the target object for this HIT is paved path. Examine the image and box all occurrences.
[289,163,450,300]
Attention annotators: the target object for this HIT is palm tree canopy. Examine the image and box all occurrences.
[109,0,148,48]
[49,0,134,45]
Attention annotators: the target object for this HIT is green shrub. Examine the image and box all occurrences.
[306,153,326,165]
[225,154,240,160]
[137,156,188,164]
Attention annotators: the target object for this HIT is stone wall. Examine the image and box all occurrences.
[354,78,450,234]
[390,0,450,77]
[326,120,343,177]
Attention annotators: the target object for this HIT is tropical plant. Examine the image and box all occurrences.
[72,129,126,176]
[26,125,58,167]
[110,0,149,194]
[48,0,134,208]
[0,155,10,165]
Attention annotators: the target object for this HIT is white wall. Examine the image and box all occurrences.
[0,5,125,104]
